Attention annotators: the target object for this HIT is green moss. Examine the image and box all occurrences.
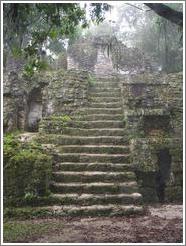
[47,114,71,122]
[4,207,53,219]
[40,115,72,133]
[3,133,52,206]
[88,74,96,87]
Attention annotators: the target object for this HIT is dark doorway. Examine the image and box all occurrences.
[26,88,42,132]
[155,148,171,202]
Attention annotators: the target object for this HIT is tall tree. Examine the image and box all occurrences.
[144,3,183,27]
[3,3,110,75]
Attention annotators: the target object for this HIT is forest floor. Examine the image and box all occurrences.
[4,204,183,244]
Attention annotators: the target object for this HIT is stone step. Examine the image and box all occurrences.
[53,171,135,183]
[79,108,122,114]
[93,83,120,88]
[90,87,121,93]
[38,135,129,145]
[90,96,121,103]
[63,128,124,136]
[41,120,123,129]
[68,120,124,129]
[90,92,121,97]
[73,114,123,121]
[51,181,139,194]
[57,145,129,154]
[54,153,130,163]
[55,162,133,172]
[41,127,125,136]
[94,77,118,81]
[94,76,118,82]
[44,204,144,216]
[51,193,143,206]
[89,102,122,108]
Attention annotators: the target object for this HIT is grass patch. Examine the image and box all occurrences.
[4,207,53,219]
[3,219,64,243]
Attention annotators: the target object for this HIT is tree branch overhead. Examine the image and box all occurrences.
[144,3,183,28]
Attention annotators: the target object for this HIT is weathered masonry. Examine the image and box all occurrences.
[3,37,183,215]
[120,72,183,202]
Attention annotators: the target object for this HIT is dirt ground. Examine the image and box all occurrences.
[31,204,183,243]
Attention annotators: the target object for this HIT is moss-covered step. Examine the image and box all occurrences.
[89,102,122,108]
[41,120,124,129]
[73,114,123,121]
[92,85,120,90]
[37,135,129,145]
[54,162,133,172]
[4,204,144,218]
[92,82,120,88]
[89,92,121,97]
[90,87,121,93]
[41,127,125,136]
[57,145,129,154]
[90,96,121,103]
[53,171,135,183]
[68,120,124,128]
[78,107,122,114]
[94,76,119,82]
[54,153,130,163]
[50,181,139,194]
[51,193,143,206]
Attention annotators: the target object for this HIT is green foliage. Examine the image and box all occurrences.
[60,115,71,122]
[23,58,50,77]
[3,3,109,75]
[90,3,111,24]
[3,133,52,206]
[88,74,96,87]
[45,115,72,128]
[12,46,23,58]
[49,114,71,122]
[4,207,54,220]
[68,26,85,45]
[4,219,64,242]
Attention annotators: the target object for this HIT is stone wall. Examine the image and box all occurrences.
[42,69,89,116]
[131,138,182,202]
[3,71,48,132]
[3,41,183,204]
[67,37,118,74]
[94,48,116,75]
[3,69,90,132]
[67,39,98,72]
[67,36,157,75]
[50,52,68,70]
[120,72,183,202]
[111,41,157,73]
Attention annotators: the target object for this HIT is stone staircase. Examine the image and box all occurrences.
[39,75,144,216]
[94,49,115,75]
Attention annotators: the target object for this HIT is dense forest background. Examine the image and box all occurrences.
[3,2,183,76]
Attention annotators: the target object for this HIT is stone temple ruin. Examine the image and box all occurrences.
[3,36,183,215]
